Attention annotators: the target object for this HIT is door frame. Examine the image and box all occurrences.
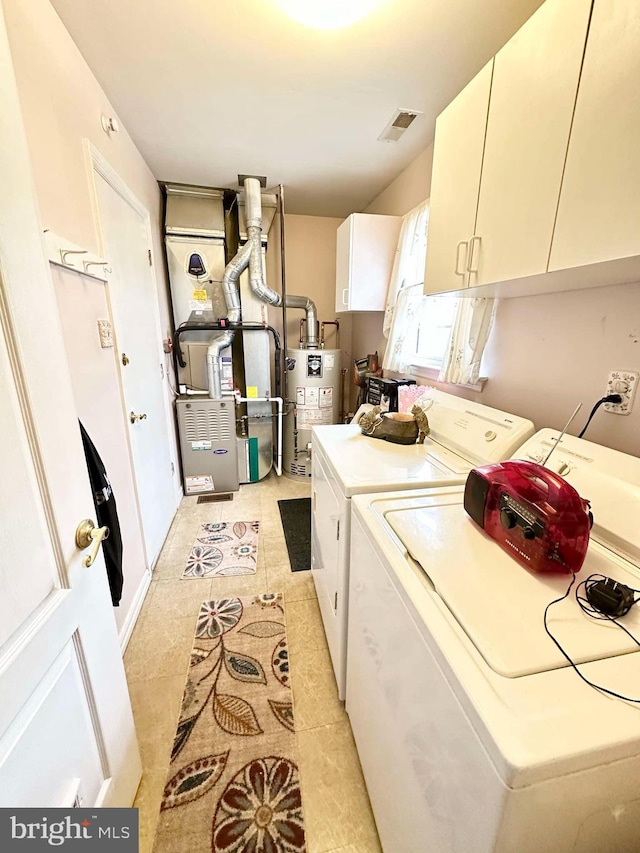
[84,141,181,556]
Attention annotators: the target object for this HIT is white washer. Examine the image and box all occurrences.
[347,430,640,852]
[311,388,534,698]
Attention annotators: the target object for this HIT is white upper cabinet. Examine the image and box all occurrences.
[550,0,640,271]
[335,213,401,312]
[471,0,593,287]
[423,61,493,296]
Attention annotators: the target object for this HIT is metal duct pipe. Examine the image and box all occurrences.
[245,178,319,346]
[245,177,280,306]
[285,294,318,347]
[245,177,319,347]
[206,241,252,398]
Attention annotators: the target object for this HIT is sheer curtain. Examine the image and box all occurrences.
[438,297,496,385]
[382,200,429,372]
[382,197,496,384]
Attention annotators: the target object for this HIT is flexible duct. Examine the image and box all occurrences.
[206,241,252,398]
[244,177,318,347]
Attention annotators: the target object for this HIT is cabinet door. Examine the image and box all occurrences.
[471,0,593,286]
[335,216,352,313]
[336,214,401,311]
[423,60,493,296]
[550,0,640,271]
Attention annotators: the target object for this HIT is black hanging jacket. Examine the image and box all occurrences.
[79,422,124,606]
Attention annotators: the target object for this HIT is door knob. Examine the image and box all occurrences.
[75,519,110,568]
[130,411,147,424]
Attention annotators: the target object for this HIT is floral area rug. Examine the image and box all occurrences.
[153,594,306,853]
[182,522,260,579]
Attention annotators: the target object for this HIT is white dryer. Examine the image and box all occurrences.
[347,430,640,852]
[311,388,534,698]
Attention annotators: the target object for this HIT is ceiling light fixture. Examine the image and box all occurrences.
[273,0,384,30]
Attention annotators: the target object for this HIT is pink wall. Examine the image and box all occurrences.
[359,147,640,456]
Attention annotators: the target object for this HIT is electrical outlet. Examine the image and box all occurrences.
[604,370,639,415]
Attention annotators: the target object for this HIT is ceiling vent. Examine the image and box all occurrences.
[378,108,422,143]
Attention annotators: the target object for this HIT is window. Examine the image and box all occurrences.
[412,295,458,370]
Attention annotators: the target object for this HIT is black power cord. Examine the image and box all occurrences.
[577,394,623,438]
[544,573,640,703]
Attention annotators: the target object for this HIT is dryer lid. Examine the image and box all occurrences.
[387,500,640,679]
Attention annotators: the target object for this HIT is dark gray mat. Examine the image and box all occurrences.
[277,498,311,572]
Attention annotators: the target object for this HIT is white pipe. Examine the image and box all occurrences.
[233,393,283,476]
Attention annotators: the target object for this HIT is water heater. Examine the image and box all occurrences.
[284,347,341,478]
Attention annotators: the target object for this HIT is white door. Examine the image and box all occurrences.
[0,4,140,807]
[92,164,176,567]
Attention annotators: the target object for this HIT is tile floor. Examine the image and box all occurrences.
[124,472,382,853]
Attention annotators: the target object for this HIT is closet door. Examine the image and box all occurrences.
[423,60,493,296]
[471,0,593,287]
[550,0,640,271]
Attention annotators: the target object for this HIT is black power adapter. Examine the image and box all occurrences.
[585,577,636,618]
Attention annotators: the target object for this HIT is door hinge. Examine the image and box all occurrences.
[336,519,340,540]
[334,591,338,611]
[148,249,153,266]
[160,362,164,379]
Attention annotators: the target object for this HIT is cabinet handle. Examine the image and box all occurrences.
[467,235,481,274]
[342,288,349,306]
[455,240,468,277]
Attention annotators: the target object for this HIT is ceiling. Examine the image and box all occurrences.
[50,0,544,217]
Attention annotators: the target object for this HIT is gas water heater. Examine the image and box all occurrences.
[284,344,341,478]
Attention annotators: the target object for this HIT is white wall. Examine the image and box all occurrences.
[361,146,640,456]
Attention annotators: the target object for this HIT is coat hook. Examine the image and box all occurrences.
[60,248,88,266]
[83,260,112,275]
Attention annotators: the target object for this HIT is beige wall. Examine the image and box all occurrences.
[359,140,640,456]
[364,145,434,217]
[267,213,353,416]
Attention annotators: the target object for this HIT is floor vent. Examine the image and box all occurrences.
[197,493,233,503]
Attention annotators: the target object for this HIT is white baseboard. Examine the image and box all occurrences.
[119,568,152,653]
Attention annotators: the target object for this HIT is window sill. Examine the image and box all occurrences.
[408,363,488,393]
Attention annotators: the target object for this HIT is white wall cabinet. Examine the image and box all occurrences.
[336,213,401,312]
[424,0,592,296]
[550,0,640,272]
[471,0,593,287]
[423,61,493,296]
